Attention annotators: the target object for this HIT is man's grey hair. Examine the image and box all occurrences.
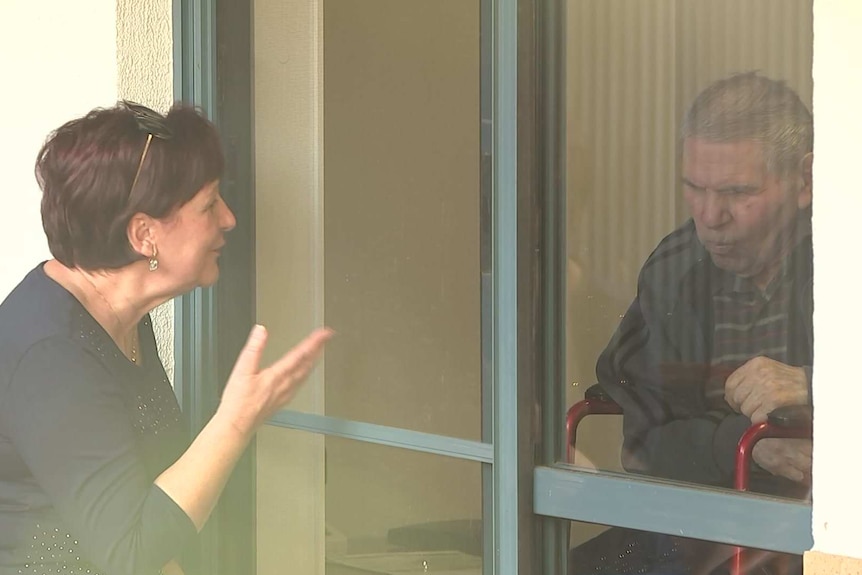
[681,72,813,176]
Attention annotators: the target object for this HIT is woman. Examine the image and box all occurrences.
[0,102,331,575]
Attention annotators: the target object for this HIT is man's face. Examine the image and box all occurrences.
[682,138,811,288]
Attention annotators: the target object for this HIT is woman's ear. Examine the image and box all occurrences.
[127,213,157,259]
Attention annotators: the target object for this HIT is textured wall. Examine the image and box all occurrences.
[805,550,862,575]
[116,0,175,382]
[117,0,173,110]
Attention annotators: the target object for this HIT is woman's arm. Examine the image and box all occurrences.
[1,325,330,575]
[155,325,332,530]
[2,338,196,575]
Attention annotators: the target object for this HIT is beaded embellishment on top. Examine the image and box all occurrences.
[16,316,184,574]
[20,525,102,575]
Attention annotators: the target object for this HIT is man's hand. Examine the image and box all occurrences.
[752,438,812,483]
[724,357,809,423]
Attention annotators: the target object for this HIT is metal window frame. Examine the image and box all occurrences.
[175,2,258,574]
[267,411,494,464]
[534,466,813,554]
[173,2,223,574]
[492,0,521,574]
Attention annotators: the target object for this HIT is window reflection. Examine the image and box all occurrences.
[564,2,813,574]
[595,72,813,497]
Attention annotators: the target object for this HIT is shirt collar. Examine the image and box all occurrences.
[712,211,811,298]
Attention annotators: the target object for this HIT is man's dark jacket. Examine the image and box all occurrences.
[595,218,813,496]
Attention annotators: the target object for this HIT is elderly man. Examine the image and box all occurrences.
[572,72,812,574]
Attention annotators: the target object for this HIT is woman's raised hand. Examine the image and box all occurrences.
[218,324,334,435]
[153,325,332,533]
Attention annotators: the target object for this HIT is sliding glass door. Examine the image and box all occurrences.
[175,1,814,574]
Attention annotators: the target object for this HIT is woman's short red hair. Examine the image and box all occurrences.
[36,102,224,269]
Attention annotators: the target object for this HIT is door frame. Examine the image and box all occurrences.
[173,1,256,574]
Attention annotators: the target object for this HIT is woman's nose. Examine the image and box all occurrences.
[220,199,237,231]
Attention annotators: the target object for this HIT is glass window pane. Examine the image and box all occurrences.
[565,518,801,575]
[322,0,481,439]
[564,0,814,505]
[253,0,483,440]
[256,426,484,575]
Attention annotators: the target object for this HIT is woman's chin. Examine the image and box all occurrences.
[198,265,221,287]
[174,265,221,293]
[195,272,220,289]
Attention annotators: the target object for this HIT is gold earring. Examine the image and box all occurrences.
[149,246,159,272]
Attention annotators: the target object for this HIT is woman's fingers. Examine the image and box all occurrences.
[230,324,269,380]
[260,328,333,408]
[222,326,333,423]
[271,328,334,381]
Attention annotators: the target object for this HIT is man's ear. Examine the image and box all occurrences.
[127,213,157,259]
[798,152,813,209]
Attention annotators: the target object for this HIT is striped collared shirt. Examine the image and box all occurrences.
[705,263,793,409]
[704,216,811,410]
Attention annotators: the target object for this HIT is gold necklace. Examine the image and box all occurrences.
[79,273,139,364]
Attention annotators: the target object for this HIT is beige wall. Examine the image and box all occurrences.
[117,0,173,108]
[321,0,481,440]
[322,0,481,536]
[811,0,862,561]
